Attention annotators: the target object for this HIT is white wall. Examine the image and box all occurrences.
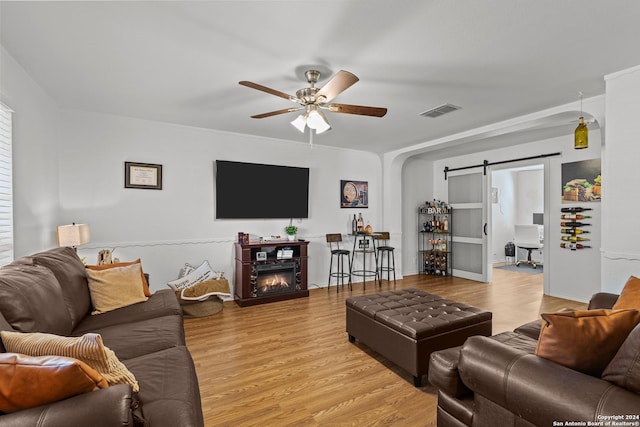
[491,169,517,263]
[57,110,382,292]
[602,65,640,293]
[516,169,544,225]
[0,47,62,256]
[401,156,434,275]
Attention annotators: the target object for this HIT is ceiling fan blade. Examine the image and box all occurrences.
[327,103,387,117]
[251,107,303,119]
[239,81,298,102]
[315,70,359,103]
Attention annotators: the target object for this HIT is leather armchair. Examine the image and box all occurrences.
[459,336,640,426]
[429,292,640,427]
[588,292,620,309]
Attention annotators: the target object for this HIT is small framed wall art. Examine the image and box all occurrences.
[340,180,368,208]
[124,162,163,190]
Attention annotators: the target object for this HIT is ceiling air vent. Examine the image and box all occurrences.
[419,103,461,118]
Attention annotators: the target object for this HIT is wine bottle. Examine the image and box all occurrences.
[357,213,364,233]
[560,207,592,213]
[561,235,590,242]
[351,215,357,235]
[561,214,592,220]
[561,228,590,235]
[560,243,591,250]
[443,216,449,232]
[560,221,591,227]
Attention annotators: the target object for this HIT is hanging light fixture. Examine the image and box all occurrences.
[290,105,331,135]
[290,114,307,133]
[574,91,588,149]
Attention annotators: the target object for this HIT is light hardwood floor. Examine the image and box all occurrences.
[183,268,586,427]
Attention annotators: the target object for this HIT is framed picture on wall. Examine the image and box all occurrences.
[340,180,368,208]
[561,159,601,203]
[125,162,163,190]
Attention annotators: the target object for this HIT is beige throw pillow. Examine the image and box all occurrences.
[0,331,139,392]
[86,259,152,297]
[86,263,148,315]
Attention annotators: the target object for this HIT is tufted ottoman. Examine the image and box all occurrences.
[346,288,492,386]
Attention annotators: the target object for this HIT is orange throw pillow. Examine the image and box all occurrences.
[1,331,139,392]
[536,309,640,376]
[613,276,640,310]
[0,353,107,411]
[86,259,151,296]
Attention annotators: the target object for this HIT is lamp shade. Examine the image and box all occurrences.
[307,110,331,134]
[291,114,307,133]
[56,223,90,248]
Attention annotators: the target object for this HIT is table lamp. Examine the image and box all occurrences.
[56,223,90,251]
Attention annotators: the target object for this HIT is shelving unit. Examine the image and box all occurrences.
[418,201,452,276]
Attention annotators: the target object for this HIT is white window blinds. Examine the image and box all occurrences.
[0,103,13,265]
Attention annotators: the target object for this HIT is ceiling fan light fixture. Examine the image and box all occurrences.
[241,69,386,139]
[306,109,331,134]
[314,122,331,134]
[291,114,307,133]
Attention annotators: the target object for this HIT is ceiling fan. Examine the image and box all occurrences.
[239,69,387,136]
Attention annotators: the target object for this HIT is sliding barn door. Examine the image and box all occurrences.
[447,170,490,282]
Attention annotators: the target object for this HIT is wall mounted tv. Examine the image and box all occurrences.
[215,160,309,219]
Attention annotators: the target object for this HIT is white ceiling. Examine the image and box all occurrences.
[2,1,640,154]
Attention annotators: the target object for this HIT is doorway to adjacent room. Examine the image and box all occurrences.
[490,163,545,283]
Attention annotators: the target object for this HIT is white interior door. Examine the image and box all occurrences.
[447,170,490,282]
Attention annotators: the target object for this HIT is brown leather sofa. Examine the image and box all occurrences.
[0,247,204,426]
[429,292,640,427]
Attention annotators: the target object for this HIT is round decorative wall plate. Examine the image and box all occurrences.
[343,182,358,202]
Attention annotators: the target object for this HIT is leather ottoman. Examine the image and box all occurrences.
[346,288,492,386]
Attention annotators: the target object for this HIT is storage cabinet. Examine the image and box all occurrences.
[418,202,452,276]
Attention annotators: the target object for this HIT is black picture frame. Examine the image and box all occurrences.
[124,162,163,190]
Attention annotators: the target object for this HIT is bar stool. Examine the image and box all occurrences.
[350,233,379,289]
[326,233,352,292]
[373,232,396,286]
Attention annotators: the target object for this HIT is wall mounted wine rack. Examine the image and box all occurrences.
[560,206,592,250]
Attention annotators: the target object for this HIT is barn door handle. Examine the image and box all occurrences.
[483,223,487,236]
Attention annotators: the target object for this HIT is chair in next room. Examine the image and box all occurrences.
[373,232,396,286]
[326,233,352,292]
[514,224,543,269]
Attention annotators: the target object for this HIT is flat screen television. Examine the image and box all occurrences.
[215,160,309,219]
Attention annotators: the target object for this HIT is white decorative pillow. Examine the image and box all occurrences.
[86,263,148,315]
[0,331,139,392]
[167,260,221,290]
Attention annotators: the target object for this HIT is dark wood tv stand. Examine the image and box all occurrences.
[234,240,309,307]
